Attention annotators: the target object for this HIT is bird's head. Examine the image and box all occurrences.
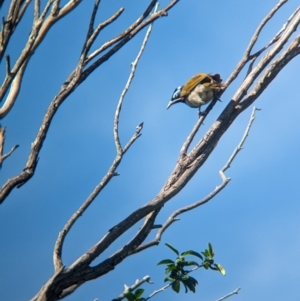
[167,86,184,109]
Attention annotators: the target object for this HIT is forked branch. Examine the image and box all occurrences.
[0,0,178,205]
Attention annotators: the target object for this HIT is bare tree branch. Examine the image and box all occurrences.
[82,6,124,62]
[85,0,158,64]
[224,0,288,87]
[0,0,178,204]
[0,0,31,60]
[215,288,241,301]
[0,0,82,118]
[115,3,157,153]
[240,34,300,111]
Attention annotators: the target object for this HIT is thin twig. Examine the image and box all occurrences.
[224,0,288,87]
[114,3,158,153]
[82,6,124,61]
[0,127,19,166]
[221,106,259,174]
[113,276,152,301]
[85,0,158,64]
[215,288,241,301]
[86,0,101,40]
[250,5,300,60]
[83,0,179,71]
[0,0,81,118]
[0,0,32,60]
[34,0,40,22]
[180,96,220,156]
[240,34,300,111]
[146,283,172,300]
[146,266,200,300]
[246,5,300,76]
[40,0,54,20]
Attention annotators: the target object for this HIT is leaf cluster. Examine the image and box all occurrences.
[157,243,225,294]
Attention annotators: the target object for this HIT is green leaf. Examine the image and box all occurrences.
[208,243,214,257]
[181,279,196,293]
[124,292,135,301]
[180,260,200,267]
[215,263,226,275]
[134,289,144,299]
[181,250,203,260]
[157,259,175,265]
[203,261,210,269]
[175,257,184,265]
[165,243,179,256]
[182,282,188,293]
[172,281,180,293]
[164,276,175,282]
[165,265,177,275]
[187,276,198,286]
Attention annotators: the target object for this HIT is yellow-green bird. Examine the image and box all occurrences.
[167,73,225,112]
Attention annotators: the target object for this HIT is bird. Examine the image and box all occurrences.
[167,73,225,113]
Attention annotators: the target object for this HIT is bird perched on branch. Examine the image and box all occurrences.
[167,73,225,113]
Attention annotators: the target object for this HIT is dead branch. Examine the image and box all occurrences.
[215,288,241,301]
[0,0,82,118]
[0,0,178,205]
[224,0,288,87]
[0,0,31,61]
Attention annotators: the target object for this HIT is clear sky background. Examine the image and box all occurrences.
[1,1,300,301]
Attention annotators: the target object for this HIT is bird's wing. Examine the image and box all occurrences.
[180,73,213,97]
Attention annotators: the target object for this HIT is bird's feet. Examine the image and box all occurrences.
[198,108,205,118]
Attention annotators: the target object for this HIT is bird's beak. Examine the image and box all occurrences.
[166,100,174,109]
[167,98,182,109]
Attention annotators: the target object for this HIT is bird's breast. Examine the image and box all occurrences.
[185,84,214,107]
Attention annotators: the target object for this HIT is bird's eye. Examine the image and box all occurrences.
[172,86,182,99]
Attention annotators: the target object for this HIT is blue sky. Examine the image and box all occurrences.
[1,0,300,301]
